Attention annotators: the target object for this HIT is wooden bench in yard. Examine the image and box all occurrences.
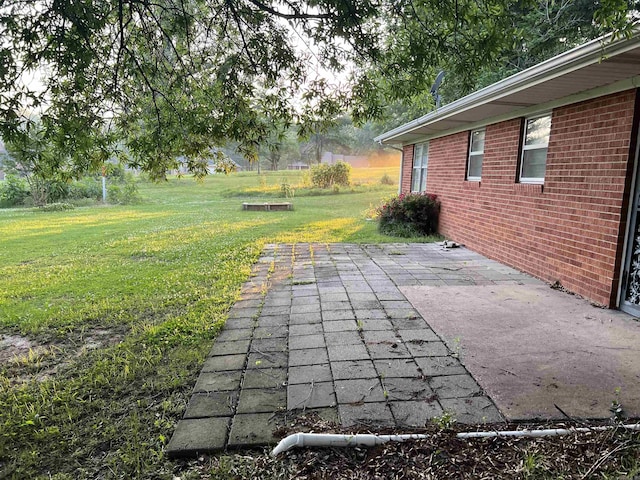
[242,202,293,211]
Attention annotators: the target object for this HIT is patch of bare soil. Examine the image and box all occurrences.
[0,327,126,384]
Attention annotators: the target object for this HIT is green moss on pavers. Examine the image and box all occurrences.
[429,374,482,399]
[439,397,504,424]
[184,392,238,418]
[338,403,394,428]
[228,413,282,447]
[405,340,450,357]
[194,371,242,393]
[288,381,336,409]
[243,368,287,389]
[166,417,230,457]
[236,387,287,414]
[208,339,251,356]
[415,356,466,376]
[202,354,246,372]
[390,400,443,427]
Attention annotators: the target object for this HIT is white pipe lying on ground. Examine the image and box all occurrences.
[270,433,430,457]
[457,424,640,439]
[270,424,640,457]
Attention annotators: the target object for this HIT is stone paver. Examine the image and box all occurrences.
[193,371,242,393]
[168,243,514,456]
[183,392,237,418]
[166,417,230,455]
[242,368,287,389]
[288,363,332,384]
[390,400,443,427]
[288,381,336,409]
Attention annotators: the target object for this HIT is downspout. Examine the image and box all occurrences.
[271,424,640,457]
[378,141,404,195]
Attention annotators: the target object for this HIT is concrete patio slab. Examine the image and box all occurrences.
[401,284,640,420]
[169,242,640,456]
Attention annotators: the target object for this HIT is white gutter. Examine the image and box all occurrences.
[374,31,640,144]
[271,424,640,456]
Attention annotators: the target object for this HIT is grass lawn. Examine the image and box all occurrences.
[0,167,431,479]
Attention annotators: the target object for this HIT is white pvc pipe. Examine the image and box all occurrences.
[270,433,430,457]
[457,424,640,439]
[270,424,640,457]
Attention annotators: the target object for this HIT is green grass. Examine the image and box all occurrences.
[0,167,432,479]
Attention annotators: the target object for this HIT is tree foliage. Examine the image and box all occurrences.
[351,0,640,129]
[0,0,637,178]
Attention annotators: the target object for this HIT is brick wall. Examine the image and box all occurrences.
[400,89,638,307]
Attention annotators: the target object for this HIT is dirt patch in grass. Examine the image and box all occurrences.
[0,327,127,384]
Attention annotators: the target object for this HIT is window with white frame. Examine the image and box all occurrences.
[467,129,485,180]
[520,114,551,183]
[411,142,428,192]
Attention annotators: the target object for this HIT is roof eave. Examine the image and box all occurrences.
[374,31,640,145]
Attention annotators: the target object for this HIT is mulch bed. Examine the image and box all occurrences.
[177,414,640,479]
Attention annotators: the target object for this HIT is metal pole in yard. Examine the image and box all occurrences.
[102,165,107,203]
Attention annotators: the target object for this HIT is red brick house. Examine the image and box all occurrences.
[375,33,640,314]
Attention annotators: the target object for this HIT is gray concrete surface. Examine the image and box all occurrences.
[401,284,640,421]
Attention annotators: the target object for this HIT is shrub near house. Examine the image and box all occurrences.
[378,192,440,237]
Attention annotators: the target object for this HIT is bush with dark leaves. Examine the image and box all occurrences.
[378,192,440,237]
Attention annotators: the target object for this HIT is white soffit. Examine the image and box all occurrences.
[375,34,640,145]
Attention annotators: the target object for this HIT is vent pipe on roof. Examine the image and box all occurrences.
[430,71,446,109]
